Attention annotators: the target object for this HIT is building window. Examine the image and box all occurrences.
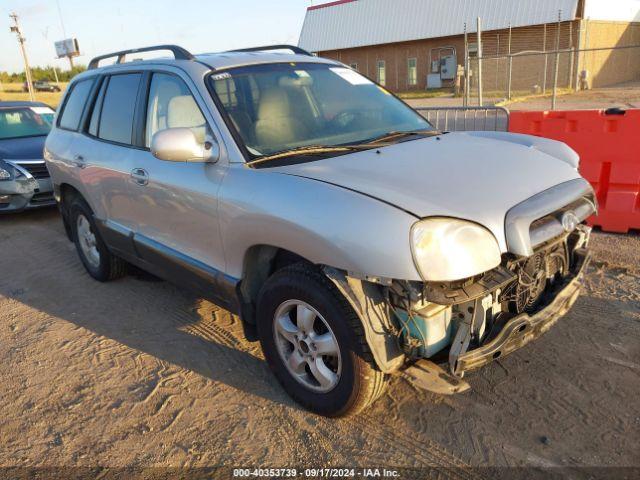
[408,58,417,86]
[377,60,386,86]
[350,62,358,71]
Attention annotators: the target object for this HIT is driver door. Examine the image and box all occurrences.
[127,71,232,306]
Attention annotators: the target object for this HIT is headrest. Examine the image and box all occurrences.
[257,89,291,120]
[167,95,204,128]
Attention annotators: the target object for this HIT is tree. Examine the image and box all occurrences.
[0,65,86,83]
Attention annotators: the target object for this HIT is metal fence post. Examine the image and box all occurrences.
[543,24,548,94]
[477,17,483,107]
[507,24,513,100]
[552,11,562,110]
[464,24,469,107]
[568,23,575,90]
[574,20,584,91]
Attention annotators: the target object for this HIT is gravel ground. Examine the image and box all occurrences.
[1,208,639,477]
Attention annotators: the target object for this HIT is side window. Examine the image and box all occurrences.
[145,73,207,147]
[58,79,93,130]
[88,78,107,137]
[98,73,141,145]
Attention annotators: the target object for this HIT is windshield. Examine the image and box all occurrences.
[0,106,54,140]
[209,62,433,158]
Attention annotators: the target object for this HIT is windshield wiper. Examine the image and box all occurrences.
[246,144,378,167]
[357,129,441,146]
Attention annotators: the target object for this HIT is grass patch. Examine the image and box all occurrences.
[397,89,453,99]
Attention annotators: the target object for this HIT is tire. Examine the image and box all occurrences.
[69,198,127,282]
[257,263,388,417]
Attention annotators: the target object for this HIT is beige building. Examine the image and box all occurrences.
[299,0,640,92]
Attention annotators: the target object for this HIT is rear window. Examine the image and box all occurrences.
[59,79,93,130]
[98,74,142,145]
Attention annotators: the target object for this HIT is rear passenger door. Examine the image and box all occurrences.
[126,70,231,306]
[70,72,143,255]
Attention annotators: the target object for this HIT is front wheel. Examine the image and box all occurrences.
[257,263,388,417]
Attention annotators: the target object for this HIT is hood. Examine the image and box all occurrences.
[273,132,582,252]
[0,135,47,161]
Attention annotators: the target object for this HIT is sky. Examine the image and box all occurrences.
[0,0,314,73]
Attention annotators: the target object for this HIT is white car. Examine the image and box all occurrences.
[45,44,596,416]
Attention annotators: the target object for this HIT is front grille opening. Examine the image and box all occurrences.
[17,162,50,179]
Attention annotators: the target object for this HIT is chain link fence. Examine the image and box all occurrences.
[460,17,640,109]
[466,45,640,108]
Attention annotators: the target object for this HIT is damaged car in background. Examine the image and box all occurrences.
[0,101,56,213]
[44,44,596,417]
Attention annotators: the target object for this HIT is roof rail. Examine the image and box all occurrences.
[88,44,194,70]
[228,45,313,56]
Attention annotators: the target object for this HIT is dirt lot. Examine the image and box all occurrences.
[1,208,639,477]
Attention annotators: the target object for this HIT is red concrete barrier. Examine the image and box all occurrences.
[509,109,640,233]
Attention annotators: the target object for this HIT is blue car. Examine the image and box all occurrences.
[0,101,57,212]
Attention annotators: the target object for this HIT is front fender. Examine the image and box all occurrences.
[219,166,422,281]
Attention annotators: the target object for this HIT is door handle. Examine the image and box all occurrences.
[130,168,149,186]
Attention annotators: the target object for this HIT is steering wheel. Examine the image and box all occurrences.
[330,109,365,129]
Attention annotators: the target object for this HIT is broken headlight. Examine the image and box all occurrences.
[410,218,502,282]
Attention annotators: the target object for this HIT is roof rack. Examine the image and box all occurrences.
[228,44,313,56]
[88,44,194,70]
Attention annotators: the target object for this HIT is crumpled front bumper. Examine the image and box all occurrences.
[453,248,590,376]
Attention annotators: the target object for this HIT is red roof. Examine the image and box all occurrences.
[308,0,357,11]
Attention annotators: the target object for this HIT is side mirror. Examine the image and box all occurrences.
[151,128,219,163]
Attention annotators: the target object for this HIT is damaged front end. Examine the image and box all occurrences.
[0,160,55,213]
[392,224,591,377]
[325,178,597,394]
[326,224,591,394]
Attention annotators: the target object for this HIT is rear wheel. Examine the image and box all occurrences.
[70,198,127,282]
[257,263,387,417]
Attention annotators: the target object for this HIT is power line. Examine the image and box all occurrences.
[55,0,67,38]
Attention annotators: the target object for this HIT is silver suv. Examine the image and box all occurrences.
[45,45,596,417]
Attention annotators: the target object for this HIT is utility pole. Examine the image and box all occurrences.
[9,12,35,102]
[52,66,60,86]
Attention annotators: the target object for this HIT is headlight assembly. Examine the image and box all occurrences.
[410,218,502,282]
[0,166,12,180]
